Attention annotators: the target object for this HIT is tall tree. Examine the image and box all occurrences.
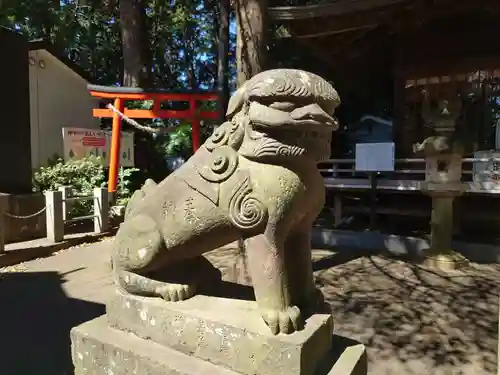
[217,0,230,119]
[234,0,269,87]
[1,0,236,163]
[119,0,151,87]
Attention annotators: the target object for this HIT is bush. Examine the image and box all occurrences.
[116,167,138,207]
[32,156,138,216]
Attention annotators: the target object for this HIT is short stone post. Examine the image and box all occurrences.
[45,190,64,242]
[0,193,9,253]
[94,187,109,233]
[59,186,73,221]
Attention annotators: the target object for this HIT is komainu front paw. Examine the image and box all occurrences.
[260,305,303,335]
[156,283,196,302]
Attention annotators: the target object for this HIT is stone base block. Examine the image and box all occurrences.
[71,316,239,375]
[106,288,332,375]
[71,316,367,375]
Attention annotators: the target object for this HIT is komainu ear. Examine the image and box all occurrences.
[226,83,249,119]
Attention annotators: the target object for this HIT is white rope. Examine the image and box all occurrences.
[106,104,179,135]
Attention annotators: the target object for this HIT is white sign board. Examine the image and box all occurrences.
[472,150,500,185]
[355,142,395,172]
[62,127,135,167]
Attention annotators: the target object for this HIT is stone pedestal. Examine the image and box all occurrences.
[421,183,469,270]
[71,289,367,375]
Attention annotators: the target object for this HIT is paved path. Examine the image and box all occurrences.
[0,239,114,375]
[0,230,116,268]
[0,238,242,375]
[0,239,498,375]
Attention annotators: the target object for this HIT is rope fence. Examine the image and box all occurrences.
[0,186,109,253]
[3,207,47,220]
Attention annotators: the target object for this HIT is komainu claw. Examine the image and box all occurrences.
[261,305,303,335]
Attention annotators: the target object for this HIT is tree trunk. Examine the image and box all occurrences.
[217,0,230,120]
[183,29,197,90]
[119,0,151,87]
[234,0,269,87]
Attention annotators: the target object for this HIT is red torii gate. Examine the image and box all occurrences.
[87,85,219,194]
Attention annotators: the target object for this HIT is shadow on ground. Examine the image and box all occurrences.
[0,271,105,375]
[206,245,498,375]
[312,250,499,375]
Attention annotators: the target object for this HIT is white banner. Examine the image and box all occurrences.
[62,127,135,167]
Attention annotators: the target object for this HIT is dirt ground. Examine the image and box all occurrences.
[207,247,500,375]
[1,241,498,375]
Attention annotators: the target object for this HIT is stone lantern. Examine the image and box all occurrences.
[413,92,468,270]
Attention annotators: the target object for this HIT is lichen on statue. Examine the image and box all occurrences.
[112,69,340,335]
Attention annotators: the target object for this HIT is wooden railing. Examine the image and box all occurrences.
[318,157,500,227]
[318,157,500,194]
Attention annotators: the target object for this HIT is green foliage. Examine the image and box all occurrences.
[0,0,230,88]
[116,166,138,207]
[33,156,106,193]
[164,123,193,158]
[1,0,237,181]
[1,1,122,85]
[157,119,217,160]
[32,156,138,216]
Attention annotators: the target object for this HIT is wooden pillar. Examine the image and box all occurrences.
[0,194,8,253]
[108,98,124,193]
[190,97,201,151]
[334,195,343,227]
[393,33,407,158]
[234,0,269,87]
[191,119,201,152]
[393,71,406,157]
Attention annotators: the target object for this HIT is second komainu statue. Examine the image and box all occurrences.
[112,69,340,335]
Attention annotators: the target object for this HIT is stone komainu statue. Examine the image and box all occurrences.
[112,69,340,335]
